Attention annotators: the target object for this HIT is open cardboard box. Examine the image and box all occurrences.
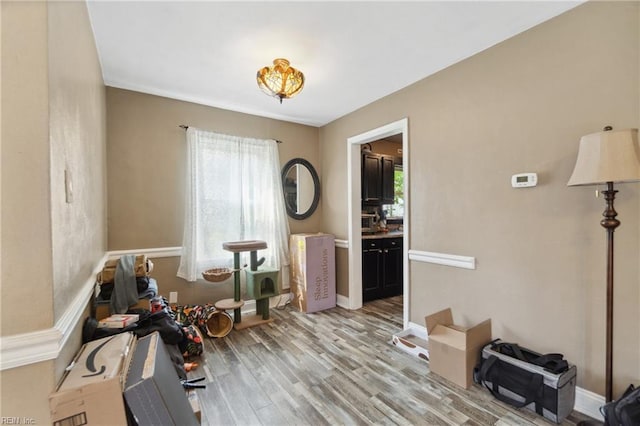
[49,333,135,425]
[425,308,492,389]
[50,332,200,425]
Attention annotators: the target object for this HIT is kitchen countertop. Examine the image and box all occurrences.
[362,231,404,240]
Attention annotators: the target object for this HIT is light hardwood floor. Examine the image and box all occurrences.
[189,297,596,425]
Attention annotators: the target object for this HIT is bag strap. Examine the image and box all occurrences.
[492,342,527,362]
[532,354,569,374]
[493,342,569,374]
[479,355,543,409]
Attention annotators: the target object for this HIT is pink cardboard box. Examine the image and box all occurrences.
[290,233,336,313]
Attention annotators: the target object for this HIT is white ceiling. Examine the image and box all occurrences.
[86,1,583,127]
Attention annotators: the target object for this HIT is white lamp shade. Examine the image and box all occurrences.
[567,128,640,186]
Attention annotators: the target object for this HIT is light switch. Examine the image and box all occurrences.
[65,169,73,203]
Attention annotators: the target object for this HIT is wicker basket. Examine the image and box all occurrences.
[202,267,233,282]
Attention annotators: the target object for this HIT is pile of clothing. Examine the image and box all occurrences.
[96,255,156,315]
[88,255,204,380]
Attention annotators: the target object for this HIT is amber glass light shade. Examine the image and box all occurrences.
[256,58,305,103]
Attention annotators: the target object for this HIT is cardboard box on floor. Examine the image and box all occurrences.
[94,297,152,321]
[49,333,136,426]
[425,308,492,389]
[289,233,336,313]
[124,332,199,425]
[50,331,200,425]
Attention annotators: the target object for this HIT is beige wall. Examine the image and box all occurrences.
[320,1,639,397]
[1,0,107,422]
[1,0,53,336]
[48,0,107,322]
[106,88,321,305]
[1,0,638,420]
[1,2,54,420]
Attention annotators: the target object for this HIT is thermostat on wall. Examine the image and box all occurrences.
[511,172,538,188]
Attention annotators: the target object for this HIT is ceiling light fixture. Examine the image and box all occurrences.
[256,58,304,103]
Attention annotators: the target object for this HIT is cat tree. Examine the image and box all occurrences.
[215,240,279,330]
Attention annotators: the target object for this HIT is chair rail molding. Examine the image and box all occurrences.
[408,249,476,270]
[108,246,183,259]
[0,253,109,371]
[1,244,607,421]
[0,247,287,371]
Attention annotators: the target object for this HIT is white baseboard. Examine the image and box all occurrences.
[406,321,428,340]
[336,294,350,308]
[334,239,349,249]
[393,322,603,421]
[241,299,256,316]
[231,293,291,319]
[0,246,608,423]
[574,387,604,421]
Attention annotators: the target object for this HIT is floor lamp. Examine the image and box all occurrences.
[567,127,640,403]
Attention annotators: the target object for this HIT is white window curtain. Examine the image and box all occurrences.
[177,127,290,288]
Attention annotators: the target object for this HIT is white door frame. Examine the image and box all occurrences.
[347,118,409,328]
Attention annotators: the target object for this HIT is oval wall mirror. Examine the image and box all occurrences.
[282,158,320,220]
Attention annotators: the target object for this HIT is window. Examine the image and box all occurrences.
[385,166,404,218]
[177,128,290,284]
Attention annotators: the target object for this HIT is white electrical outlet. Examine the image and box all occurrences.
[169,292,178,304]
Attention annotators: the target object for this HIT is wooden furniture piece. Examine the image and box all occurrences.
[362,236,403,302]
[362,152,395,206]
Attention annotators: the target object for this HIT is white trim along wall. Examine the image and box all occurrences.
[0,245,295,370]
[346,118,410,325]
[401,322,604,422]
[408,250,476,270]
[0,245,472,367]
[0,245,604,420]
[0,252,109,371]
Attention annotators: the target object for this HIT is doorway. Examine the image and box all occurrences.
[346,118,409,329]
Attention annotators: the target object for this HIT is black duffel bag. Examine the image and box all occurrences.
[474,339,577,424]
[601,384,640,426]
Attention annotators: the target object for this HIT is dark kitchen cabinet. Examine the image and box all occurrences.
[380,155,395,204]
[362,237,403,302]
[362,153,394,206]
[362,240,382,301]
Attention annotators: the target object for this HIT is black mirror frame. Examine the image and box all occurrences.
[281,158,320,220]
